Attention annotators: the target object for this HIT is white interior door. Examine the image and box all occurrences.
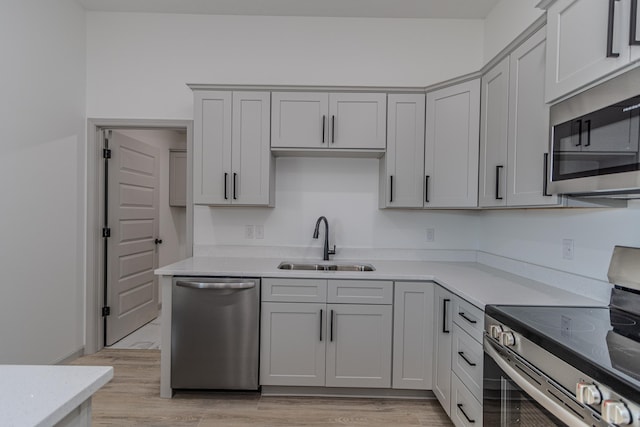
[106,130,160,345]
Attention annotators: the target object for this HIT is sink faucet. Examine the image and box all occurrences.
[313,216,336,261]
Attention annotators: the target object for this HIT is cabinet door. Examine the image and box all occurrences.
[231,92,273,205]
[381,94,425,208]
[479,57,509,208]
[169,150,187,207]
[329,93,387,149]
[193,91,232,204]
[425,79,480,208]
[507,28,562,207]
[260,302,326,386]
[545,0,630,103]
[271,92,328,148]
[392,282,434,390]
[433,286,454,416]
[325,304,392,388]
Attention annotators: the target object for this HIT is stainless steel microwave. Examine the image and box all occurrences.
[549,66,640,198]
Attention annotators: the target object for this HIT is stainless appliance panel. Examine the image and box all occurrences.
[171,277,260,390]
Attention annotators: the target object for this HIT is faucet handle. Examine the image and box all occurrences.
[328,245,336,256]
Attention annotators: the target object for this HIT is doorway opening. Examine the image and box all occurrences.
[86,119,193,354]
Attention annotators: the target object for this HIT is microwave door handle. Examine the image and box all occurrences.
[484,338,589,427]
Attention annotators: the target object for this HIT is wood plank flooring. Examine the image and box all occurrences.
[70,349,453,426]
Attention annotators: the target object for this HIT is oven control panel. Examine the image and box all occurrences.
[485,315,640,427]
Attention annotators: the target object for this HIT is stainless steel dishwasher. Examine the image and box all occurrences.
[171,277,260,390]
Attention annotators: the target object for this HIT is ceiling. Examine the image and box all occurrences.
[78,0,502,19]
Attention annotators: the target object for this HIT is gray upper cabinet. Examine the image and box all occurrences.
[193,90,274,206]
[507,28,561,207]
[271,92,386,151]
[380,93,425,208]
[425,79,480,208]
[544,0,635,103]
[480,28,562,208]
[479,57,510,208]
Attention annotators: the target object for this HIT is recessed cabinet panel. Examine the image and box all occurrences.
[325,304,392,388]
[262,278,327,303]
[329,93,387,149]
[382,94,425,208]
[545,0,630,103]
[392,282,434,390]
[194,92,232,205]
[260,302,326,386]
[425,79,480,208]
[327,280,393,305]
[271,92,328,148]
[232,92,273,205]
[507,28,561,207]
[451,324,483,402]
[479,57,510,208]
[433,285,454,416]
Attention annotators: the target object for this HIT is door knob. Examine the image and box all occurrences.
[154,238,163,245]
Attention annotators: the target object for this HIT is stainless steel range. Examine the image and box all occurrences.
[483,246,640,426]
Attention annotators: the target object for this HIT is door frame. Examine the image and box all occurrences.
[86,118,193,354]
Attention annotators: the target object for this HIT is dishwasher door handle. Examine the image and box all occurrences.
[176,280,256,290]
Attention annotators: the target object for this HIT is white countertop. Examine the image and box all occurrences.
[0,365,113,427]
[156,257,607,308]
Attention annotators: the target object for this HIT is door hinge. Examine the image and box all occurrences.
[102,306,111,317]
[102,227,111,238]
[103,148,112,159]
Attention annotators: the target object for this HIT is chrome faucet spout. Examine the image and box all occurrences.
[312,216,336,261]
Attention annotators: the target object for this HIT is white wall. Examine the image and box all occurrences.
[194,157,481,256]
[116,130,188,268]
[483,0,543,64]
[0,0,86,363]
[86,12,485,119]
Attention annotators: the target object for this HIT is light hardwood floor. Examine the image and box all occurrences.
[70,349,452,426]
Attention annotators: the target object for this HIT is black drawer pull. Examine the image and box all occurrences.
[457,404,475,423]
[458,312,477,324]
[458,351,477,367]
[442,299,450,334]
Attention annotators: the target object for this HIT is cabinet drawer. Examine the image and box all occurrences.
[262,278,327,302]
[451,372,483,427]
[327,280,393,305]
[452,324,483,402]
[453,297,483,343]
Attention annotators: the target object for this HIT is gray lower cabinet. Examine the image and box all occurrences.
[260,302,326,386]
[260,278,392,389]
[392,281,435,390]
[433,285,454,416]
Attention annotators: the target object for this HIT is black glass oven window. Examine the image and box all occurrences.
[552,95,640,181]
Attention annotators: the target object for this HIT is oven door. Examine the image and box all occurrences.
[483,336,589,427]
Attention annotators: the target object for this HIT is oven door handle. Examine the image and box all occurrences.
[483,337,590,427]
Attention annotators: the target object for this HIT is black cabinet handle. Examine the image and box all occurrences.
[631,0,640,45]
[224,173,228,200]
[330,309,334,342]
[495,165,503,200]
[575,119,583,146]
[320,309,323,341]
[543,153,552,197]
[584,120,591,147]
[608,0,621,57]
[425,175,430,203]
[457,404,476,424]
[233,173,237,200]
[390,175,394,203]
[458,351,477,367]
[331,115,335,143]
[458,312,477,324]
[322,115,326,143]
[442,299,450,334]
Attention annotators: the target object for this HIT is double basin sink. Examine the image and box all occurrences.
[277,261,375,272]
